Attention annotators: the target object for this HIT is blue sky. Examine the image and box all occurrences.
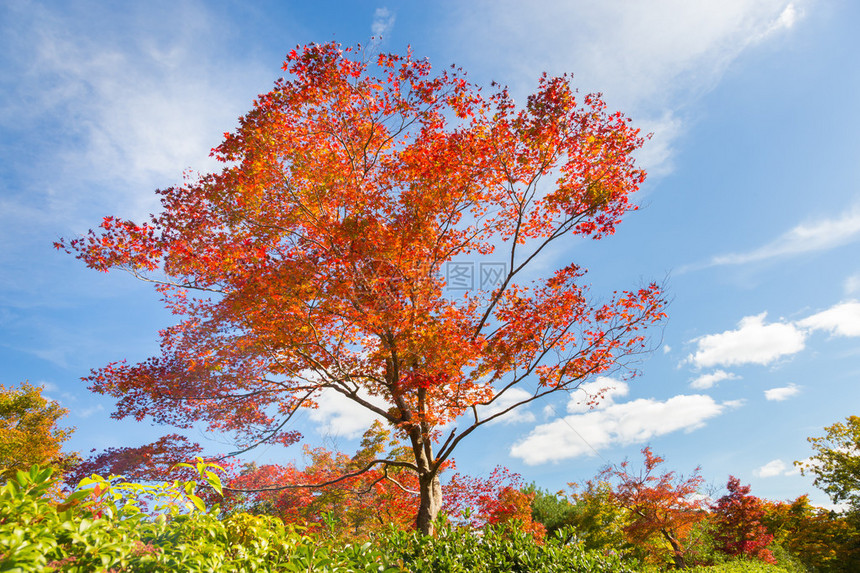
[2,0,859,507]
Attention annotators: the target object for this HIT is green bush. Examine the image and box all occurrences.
[377,521,636,573]
[0,464,397,572]
[684,559,793,572]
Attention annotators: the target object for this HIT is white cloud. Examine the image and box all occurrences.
[690,370,739,390]
[663,344,672,354]
[510,393,727,465]
[475,387,536,425]
[798,301,860,337]
[308,389,387,439]
[706,207,860,268]
[764,383,801,401]
[687,313,806,368]
[445,0,803,176]
[754,459,787,478]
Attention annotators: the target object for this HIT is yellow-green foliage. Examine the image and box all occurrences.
[0,463,397,572]
[0,382,76,481]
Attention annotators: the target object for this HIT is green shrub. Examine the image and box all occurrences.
[0,464,398,572]
[376,521,636,572]
[685,559,793,572]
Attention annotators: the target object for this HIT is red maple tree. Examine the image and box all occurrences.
[58,42,665,534]
[599,447,706,568]
[445,465,543,537]
[711,476,775,564]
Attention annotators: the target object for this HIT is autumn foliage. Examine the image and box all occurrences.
[711,476,775,564]
[224,422,419,537]
[597,447,707,569]
[445,466,545,539]
[0,382,77,482]
[57,41,665,533]
[66,434,205,487]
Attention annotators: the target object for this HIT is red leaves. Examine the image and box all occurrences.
[54,217,161,273]
[712,476,776,564]
[442,465,546,539]
[66,434,205,486]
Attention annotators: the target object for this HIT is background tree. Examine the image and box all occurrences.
[58,42,666,534]
[227,421,419,538]
[797,415,860,511]
[526,486,578,538]
[598,447,707,569]
[0,382,77,481]
[763,494,860,573]
[563,480,635,556]
[444,466,543,538]
[710,476,775,564]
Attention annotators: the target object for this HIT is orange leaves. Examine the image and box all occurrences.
[598,447,706,568]
[54,216,161,273]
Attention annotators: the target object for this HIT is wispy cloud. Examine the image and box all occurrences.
[1,1,274,228]
[371,7,396,45]
[695,206,860,270]
[445,0,804,176]
[74,403,105,419]
[764,383,801,401]
[690,370,739,390]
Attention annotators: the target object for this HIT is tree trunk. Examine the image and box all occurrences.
[661,529,687,569]
[410,426,442,535]
[417,471,443,535]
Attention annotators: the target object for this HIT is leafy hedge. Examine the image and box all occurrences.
[0,465,795,572]
[377,523,634,572]
[0,464,399,572]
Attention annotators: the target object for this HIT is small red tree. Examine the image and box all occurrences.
[600,447,706,569]
[711,476,775,564]
[58,42,665,534]
[227,421,419,536]
[444,465,544,538]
